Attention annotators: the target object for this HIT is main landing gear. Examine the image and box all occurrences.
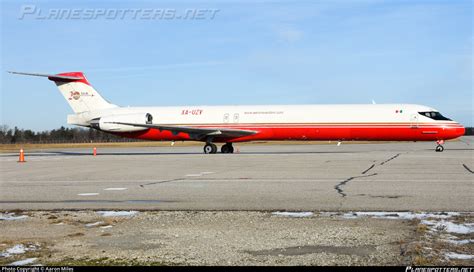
[435,140,445,152]
[221,143,234,154]
[203,143,218,154]
[203,143,234,154]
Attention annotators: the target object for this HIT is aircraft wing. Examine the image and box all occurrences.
[107,122,258,140]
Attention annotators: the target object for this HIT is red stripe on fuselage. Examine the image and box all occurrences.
[115,123,465,143]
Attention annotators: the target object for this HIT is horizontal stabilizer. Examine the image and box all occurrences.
[8,71,83,81]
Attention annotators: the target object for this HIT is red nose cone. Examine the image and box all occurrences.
[456,125,466,138]
[446,124,465,139]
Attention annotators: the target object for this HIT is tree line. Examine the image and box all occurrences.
[0,125,472,144]
[0,125,140,144]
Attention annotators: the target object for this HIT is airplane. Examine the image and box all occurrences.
[8,71,465,154]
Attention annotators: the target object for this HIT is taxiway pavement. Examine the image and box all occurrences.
[1,138,473,211]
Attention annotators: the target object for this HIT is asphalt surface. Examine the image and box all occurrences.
[1,137,473,211]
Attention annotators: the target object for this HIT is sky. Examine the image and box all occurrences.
[1,0,472,131]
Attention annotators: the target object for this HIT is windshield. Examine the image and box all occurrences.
[418,111,451,121]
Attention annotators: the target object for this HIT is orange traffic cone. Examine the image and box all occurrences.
[93,147,97,156]
[18,149,26,163]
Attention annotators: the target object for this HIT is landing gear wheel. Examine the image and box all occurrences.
[435,145,444,152]
[204,143,217,154]
[221,143,234,154]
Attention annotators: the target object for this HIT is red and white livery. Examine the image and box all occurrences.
[9,71,465,153]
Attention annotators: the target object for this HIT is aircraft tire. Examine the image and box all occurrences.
[221,143,234,153]
[204,143,218,154]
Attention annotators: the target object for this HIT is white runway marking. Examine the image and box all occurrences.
[185,174,202,177]
[104,188,127,191]
[77,193,99,196]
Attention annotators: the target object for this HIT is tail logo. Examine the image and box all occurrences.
[69,91,81,100]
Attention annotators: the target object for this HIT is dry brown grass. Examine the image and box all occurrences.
[413,255,432,266]
[416,224,429,234]
[66,232,85,238]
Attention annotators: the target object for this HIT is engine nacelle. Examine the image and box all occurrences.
[90,113,153,132]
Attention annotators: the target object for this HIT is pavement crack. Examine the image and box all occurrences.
[140,178,185,187]
[462,164,474,174]
[361,164,375,174]
[335,173,377,197]
[379,153,401,165]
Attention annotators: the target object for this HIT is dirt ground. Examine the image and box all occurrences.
[0,211,472,266]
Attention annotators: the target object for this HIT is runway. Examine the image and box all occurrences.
[1,137,473,211]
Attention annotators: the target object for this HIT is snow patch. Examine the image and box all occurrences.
[341,212,460,220]
[341,213,358,219]
[272,212,313,218]
[100,225,113,229]
[77,193,99,196]
[445,239,473,245]
[185,174,202,177]
[421,220,474,234]
[0,245,26,257]
[96,211,138,217]
[0,213,28,221]
[85,221,104,227]
[0,244,37,258]
[200,172,214,175]
[9,258,38,266]
[445,252,474,260]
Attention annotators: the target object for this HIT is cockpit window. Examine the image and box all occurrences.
[418,111,451,121]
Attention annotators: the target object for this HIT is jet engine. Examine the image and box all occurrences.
[90,113,153,132]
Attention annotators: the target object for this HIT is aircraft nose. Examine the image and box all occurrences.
[456,124,466,137]
[447,123,465,139]
[443,123,466,140]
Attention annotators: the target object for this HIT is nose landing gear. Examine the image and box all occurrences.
[435,140,445,152]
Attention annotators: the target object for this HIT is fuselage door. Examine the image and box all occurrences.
[223,113,229,123]
[233,113,239,123]
[410,113,419,128]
